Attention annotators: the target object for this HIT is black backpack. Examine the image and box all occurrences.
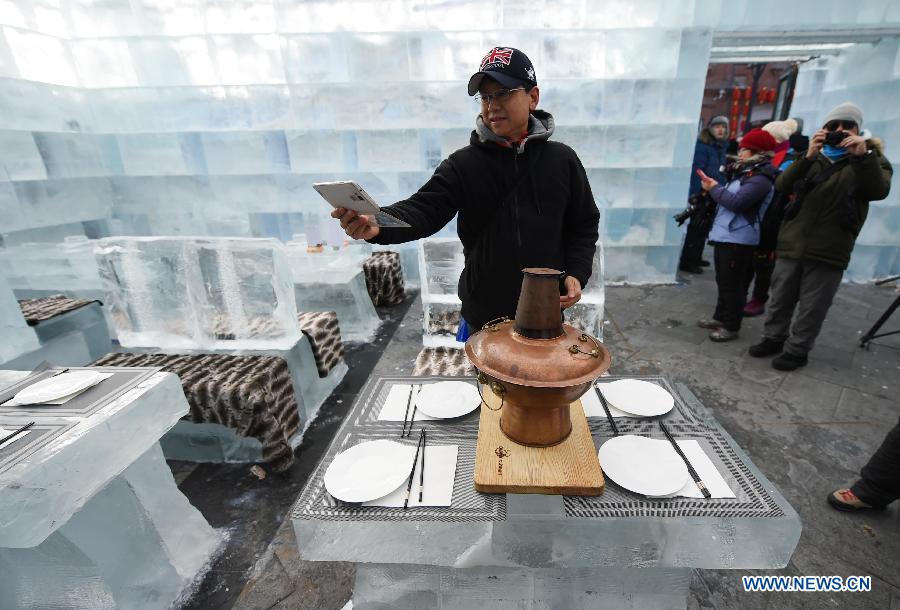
[758,190,786,252]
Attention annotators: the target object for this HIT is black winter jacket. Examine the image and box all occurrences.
[369,110,600,330]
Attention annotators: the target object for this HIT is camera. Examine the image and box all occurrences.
[673,191,713,227]
[824,130,847,147]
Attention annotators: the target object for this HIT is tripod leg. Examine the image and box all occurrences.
[860,294,900,348]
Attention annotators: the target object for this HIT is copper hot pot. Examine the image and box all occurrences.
[465,268,612,447]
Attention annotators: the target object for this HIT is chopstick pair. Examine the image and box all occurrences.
[659,421,711,499]
[403,427,426,509]
[593,384,619,436]
[0,421,35,447]
[400,384,419,438]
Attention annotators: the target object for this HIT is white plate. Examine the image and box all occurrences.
[597,379,674,417]
[414,381,482,419]
[324,440,413,503]
[598,435,689,497]
[8,371,106,405]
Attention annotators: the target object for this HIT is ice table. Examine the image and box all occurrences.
[0,367,220,609]
[291,375,801,609]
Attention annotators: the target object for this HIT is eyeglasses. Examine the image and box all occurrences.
[474,87,525,106]
[824,120,857,132]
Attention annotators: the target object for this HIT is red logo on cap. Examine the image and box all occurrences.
[480,47,514,70]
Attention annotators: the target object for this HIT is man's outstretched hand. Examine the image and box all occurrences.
[331,207,381,241]
[560,276,582,309]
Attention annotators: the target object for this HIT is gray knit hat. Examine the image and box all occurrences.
[708,115,729,129]
[823,102,863,128]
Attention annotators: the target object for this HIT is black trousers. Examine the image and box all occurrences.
[744,250,776,303]
[679,217,711,267]
[712,242,755,331]
[851,417,900,508]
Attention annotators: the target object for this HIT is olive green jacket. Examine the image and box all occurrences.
[774,139,892,270]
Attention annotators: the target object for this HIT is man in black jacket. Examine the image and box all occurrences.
[332,47,601,335]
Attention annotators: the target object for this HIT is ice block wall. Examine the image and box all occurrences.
[791,39,900,281]
[0,1,899,285]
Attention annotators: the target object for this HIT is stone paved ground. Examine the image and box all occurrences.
[218,268,900,609]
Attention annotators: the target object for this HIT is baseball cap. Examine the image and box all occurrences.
[467,47,537,96]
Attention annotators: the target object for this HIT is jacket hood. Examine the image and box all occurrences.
[473,109,555,151]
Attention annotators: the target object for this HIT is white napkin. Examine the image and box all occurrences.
[377,384,438,422]
[363,444,459,507]
[0,428,31,450]
[581,386,632,418]
[5,372,113,407]
[658,440,736,499]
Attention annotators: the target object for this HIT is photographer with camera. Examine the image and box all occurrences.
[677,116,730,274]
[749,102,893,371]
[696,128,779,342]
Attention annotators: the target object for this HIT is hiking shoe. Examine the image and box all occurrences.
[697,318,724,330]
[743,298,765,317]
[749,338,783,357]
[827,488,882,512]
[772,351,808,371]
[710,328,739,342]
[679,264,703,274]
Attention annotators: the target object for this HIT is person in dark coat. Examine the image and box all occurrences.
[749,102,893,371]
[829,417,900,511]
[679,115,729,274]
[331,47,600,338]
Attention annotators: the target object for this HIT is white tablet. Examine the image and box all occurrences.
[312,180,411,228]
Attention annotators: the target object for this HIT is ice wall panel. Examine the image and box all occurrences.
[67,0,141,38]
[204,1,277,35]
[118,134,191,176]
[286,129,346,173]
[0,27,18,78]
[3,27,76,86]
[10,178,112,233]
[201,131,290,175]
[0,130,47,180]
[71,39,139,88]
[32,132,107,179]
[128,37,218,88]
[408,32,484,82]
[210,34,284,85]
[356,130,421,172]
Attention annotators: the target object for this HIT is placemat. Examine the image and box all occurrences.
[0,420,82,475]
[0,367,161,418]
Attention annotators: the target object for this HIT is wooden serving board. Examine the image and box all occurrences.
[474,392,604,496]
